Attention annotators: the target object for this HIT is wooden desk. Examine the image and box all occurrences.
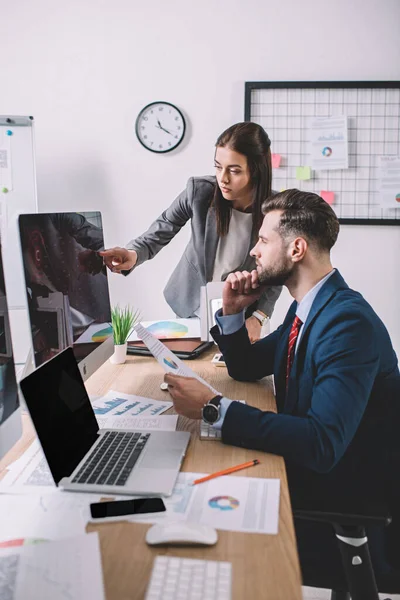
[1,350,302,599]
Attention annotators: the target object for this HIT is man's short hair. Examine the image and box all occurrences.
[262,189,340,252]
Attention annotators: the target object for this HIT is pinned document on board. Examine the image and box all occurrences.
[378,156,400,209]
[310,115,349,170]
[0,135,13,191]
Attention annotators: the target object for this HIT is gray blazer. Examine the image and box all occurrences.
[126,176,281,318]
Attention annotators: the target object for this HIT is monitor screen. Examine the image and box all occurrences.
[18,212,113,374]
[0,239,21,459]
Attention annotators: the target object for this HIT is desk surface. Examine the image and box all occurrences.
[1,350,302,600]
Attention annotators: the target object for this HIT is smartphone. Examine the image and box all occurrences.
[89,498,166,522]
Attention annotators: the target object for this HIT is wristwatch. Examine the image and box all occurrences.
[202,395,223,425]
[252,310,268,326]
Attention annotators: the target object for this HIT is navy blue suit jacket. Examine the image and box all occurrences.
[211,271,400,499]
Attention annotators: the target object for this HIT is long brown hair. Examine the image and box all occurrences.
[212,122,272,236]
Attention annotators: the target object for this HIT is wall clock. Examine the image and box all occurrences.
[135,101,186,153]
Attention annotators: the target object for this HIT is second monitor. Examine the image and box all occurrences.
[19,211,113,381]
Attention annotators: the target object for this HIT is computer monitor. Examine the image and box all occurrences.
[0,241,22,460]
[18,211,113,381]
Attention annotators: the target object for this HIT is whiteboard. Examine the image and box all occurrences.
[0,116,38,363]
[0,116,37,309]
[245,81,400,225]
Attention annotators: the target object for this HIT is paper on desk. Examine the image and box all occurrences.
[0,440,56,494]
[0,532,105,600]
[96,414,178,431]
[91,390,173,417]
[0,491,106,542]
[134,323,219,394]
[128,318,200,341]
[127,472,280,535]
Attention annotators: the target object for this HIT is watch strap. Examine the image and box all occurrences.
[252,310,268,326]
[208,394,223,408]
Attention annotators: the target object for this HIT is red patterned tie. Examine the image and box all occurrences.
[286,315,303,390]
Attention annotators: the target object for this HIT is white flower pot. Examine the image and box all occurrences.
[110,342,128,365]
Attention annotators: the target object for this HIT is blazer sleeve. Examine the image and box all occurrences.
[255,285,282,318]
[221,310,382,474]
[211,322,281,381]
[124,178,195,268]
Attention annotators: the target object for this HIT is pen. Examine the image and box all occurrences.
[191,459,260,485]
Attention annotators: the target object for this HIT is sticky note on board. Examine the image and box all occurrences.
[320,190,335,205]
[296,166,311,180]
[271,154,282,168]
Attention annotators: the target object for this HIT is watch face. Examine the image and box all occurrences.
[202,403,219,425]
[135,102,186,153]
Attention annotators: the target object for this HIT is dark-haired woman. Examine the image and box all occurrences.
[100,122,281,342]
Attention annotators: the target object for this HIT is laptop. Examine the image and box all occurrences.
[19,347,190,496]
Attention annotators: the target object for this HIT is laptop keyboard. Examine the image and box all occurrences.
[71,430,150,487]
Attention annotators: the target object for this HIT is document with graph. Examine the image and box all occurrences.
[134,323,219,394]
[0,533,105,600]
[90,390,172,417]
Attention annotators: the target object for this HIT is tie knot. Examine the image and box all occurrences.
[293,315,303,329]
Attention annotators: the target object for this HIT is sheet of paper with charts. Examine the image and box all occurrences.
[90,390,172,418]
[126,472,281,535]
[134,323,220,394]
[0,533,105,600]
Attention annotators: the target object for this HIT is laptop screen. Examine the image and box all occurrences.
[19,347,99,485]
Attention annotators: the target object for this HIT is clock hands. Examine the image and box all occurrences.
[156,119,174,136]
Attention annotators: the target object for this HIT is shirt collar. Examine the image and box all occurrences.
[296,269,336,325]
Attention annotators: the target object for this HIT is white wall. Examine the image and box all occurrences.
[1,0,400,354]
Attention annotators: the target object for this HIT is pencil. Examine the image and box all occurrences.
[191,459,260,485]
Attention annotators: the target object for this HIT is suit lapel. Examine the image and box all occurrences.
[204,205,219,282]
[284,270,349,413]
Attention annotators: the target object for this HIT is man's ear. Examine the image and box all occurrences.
[290,237,308,263]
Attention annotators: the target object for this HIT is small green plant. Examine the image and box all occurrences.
[111,305,141,345]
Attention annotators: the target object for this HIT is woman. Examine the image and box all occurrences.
[100,122,281,342]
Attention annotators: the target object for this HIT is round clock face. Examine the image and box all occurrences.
[135,102,186,153]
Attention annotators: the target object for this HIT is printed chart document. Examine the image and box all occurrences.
[134,324,219,395]
[0,491,106,542]
[91,390,172,417]
[96,414,178,431]
[128,318,201,341]
[0,440,55,494]
[310,115,349,170]
[127,472,280,535]
[0,533,105,600]
[378,155,400,208]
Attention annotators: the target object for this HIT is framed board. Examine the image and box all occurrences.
[245,81,400,225]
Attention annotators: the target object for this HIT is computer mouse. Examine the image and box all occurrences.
[146,521,218,546]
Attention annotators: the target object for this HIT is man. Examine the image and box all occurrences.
[165,189,400,581]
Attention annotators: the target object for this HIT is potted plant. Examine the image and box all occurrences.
[110,305,141,365]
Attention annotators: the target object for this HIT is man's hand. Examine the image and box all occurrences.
[164,373,215,419]
[99,248,137,273]
[222,270,263,316]
[245,315,262,343]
